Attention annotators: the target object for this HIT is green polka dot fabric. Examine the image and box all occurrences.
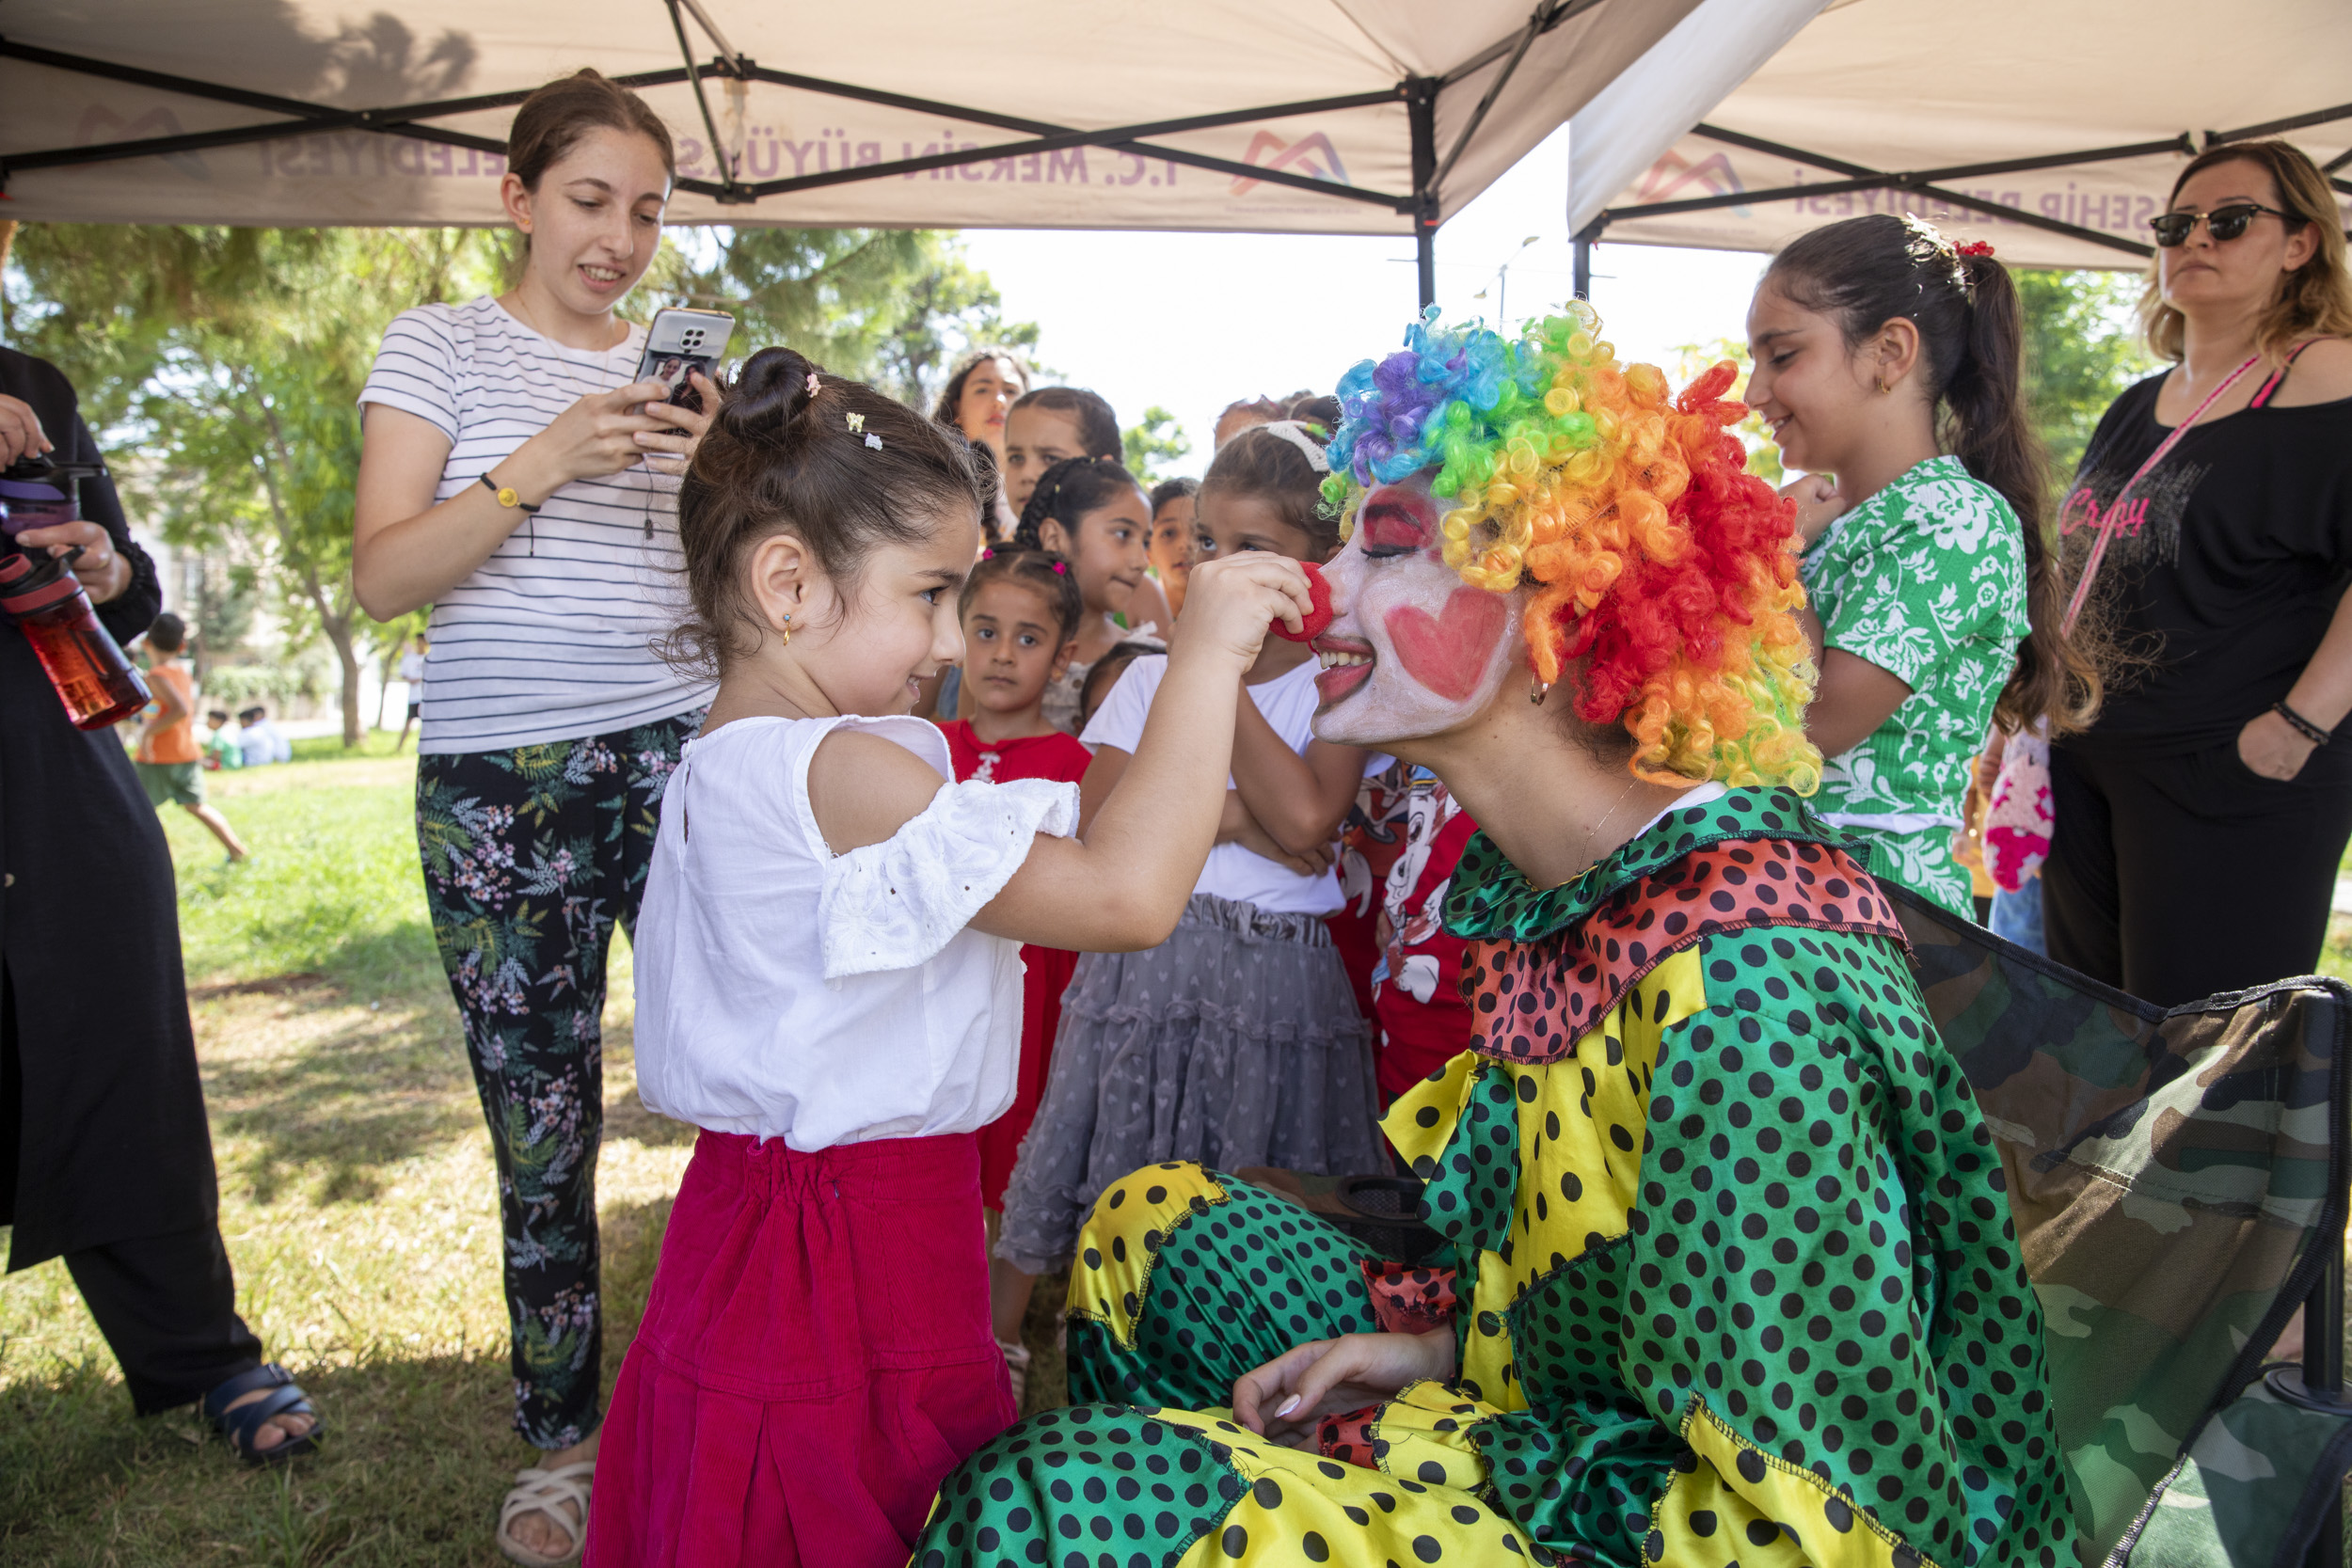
[911,797,2082,1568]
[1065,1166,1387,1413]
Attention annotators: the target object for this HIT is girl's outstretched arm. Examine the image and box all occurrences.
[807,554,1312,953]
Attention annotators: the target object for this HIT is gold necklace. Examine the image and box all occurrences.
[1569,772,1644,880]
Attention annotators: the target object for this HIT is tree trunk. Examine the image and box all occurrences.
[252,393,365,748]
[327,617,363,749]
[372,627,406,731]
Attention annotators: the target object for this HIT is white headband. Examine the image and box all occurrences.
[1258,420,1330,474]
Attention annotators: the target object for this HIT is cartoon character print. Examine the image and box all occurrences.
[1378,774,1464,1006]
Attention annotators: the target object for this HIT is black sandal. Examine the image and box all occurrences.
[203,1363,323,1465]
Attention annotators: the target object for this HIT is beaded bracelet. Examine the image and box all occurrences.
[2272,699,2333,747]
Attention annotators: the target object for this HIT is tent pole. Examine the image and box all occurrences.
[1571,216,1604,301]
[1407,76,1441,310]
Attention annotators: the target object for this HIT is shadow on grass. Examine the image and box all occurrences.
[199,988,474,1211]
[182,909,444,1009]
[602,1089,695,1151]
[2,1196,683,1567]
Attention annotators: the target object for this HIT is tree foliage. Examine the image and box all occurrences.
[2012,268,2154,488]
[660,229,1036,407]
[3,221,1031,743]
[1122,406,1192,483]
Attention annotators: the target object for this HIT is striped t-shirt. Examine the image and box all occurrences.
[358,296,713,754]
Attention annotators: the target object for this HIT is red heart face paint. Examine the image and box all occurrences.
[1311,469,1526,747]
[1385,590,1509,701]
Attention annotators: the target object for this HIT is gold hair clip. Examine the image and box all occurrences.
[846,412,866,433]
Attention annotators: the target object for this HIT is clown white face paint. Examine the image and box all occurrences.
[1310,469,1526,747]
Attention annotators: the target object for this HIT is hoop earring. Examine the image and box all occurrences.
[1529,677,1550,705]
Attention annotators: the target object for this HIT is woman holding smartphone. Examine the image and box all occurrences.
[352,70,712,1568]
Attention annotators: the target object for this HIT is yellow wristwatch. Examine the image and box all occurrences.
[478,473,541,514]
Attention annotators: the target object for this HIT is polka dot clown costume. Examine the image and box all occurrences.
[911,310,2078,1568]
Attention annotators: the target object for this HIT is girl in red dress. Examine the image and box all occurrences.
[934,548,1092,1403]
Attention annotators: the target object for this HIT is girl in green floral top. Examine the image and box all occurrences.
[1745,214,2097,916]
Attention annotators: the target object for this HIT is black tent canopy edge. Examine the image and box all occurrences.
[1569,100,2352,294]
[0,0,1627,307]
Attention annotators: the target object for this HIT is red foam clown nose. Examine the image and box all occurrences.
[1269,561,1334,642]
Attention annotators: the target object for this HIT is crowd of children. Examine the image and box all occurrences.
[288,66,2119,1568]
[567,207,2083,1568]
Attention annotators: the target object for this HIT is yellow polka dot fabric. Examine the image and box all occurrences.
[913,793,2081,1568]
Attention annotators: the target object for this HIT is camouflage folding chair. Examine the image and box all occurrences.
[1888,883,2352,1568]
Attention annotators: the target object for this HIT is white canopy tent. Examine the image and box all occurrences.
[1564,0,2352,279]
[0,0,1824,308]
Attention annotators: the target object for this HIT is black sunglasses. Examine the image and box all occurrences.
[2150,202,2301,246]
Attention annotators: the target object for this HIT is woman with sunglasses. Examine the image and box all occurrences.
[2042,139,2352,1007]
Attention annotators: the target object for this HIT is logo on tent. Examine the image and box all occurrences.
[1633,150,1746,213]
[1231,130,1348,196]
[75,104,210,180]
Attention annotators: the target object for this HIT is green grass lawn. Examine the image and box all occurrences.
[0,737,2339,1562]
[0,738,694,1566]
[0,736,1072,1567]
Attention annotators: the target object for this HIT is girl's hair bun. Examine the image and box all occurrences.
[721,346,822,445]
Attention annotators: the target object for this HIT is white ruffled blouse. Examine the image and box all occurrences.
[632,714,1078,1150]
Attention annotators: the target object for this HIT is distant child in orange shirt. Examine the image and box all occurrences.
[134,611,247,861]
[934,547,1092,1404]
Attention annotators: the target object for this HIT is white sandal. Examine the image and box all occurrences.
[497,1461,594,1568]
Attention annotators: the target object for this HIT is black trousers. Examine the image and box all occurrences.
[2044,736,2352,1006]
[2,964,262,1415]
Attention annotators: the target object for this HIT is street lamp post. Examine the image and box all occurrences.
[1473,235,1544,325]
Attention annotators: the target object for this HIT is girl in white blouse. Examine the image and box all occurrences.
[582,348,1313,1568]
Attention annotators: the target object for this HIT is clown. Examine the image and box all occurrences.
[912,309,2076,1568]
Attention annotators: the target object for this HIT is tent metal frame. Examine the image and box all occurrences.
[0,0,1614,306]
[1570,102,2352,294]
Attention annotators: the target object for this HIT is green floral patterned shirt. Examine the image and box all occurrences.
[1799,455,2029,916]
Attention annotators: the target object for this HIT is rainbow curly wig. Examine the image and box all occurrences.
[1323,306,1820,791]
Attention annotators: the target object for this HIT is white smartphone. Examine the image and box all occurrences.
[635,307,736,420]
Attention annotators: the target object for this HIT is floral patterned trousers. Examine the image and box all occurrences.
[414,713,697,1449]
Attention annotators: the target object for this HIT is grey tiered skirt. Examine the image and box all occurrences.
[993,892,1385,1275]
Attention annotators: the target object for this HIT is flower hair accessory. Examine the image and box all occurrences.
[1956,240,1995,258]
[804,372,822,399]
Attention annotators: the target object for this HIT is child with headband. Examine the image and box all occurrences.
[988,420,1385,1354]
[581,348,1314,1568]
[1745,214,2095,916]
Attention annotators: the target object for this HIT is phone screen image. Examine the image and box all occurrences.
[638,350,719,414]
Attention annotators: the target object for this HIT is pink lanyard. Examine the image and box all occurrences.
[2059,353,2260,635]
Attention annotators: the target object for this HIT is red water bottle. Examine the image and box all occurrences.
[1,545,151,729]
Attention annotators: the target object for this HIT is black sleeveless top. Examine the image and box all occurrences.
[2064,357,2352,752]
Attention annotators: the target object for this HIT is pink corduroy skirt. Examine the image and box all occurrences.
[584,1129,1014,1568]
